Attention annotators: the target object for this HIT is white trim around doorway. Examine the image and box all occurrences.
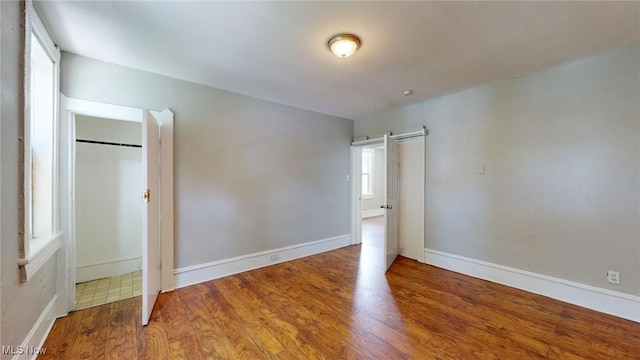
[349,128,427,263]
[59,97,174,315]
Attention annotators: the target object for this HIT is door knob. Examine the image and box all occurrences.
[380,205,385,209]
[387,205,392,209]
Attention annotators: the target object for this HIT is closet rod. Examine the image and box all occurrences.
[76,139,142,148]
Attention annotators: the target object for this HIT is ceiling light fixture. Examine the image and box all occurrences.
[327,34,361,58]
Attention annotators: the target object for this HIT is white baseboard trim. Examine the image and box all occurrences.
[12,295,57,360]
[76,256,142,283]
[424,248,640,323]
[362,209,384,218]
[174,234,351,289]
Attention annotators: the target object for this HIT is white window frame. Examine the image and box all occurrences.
[18,1,62,282]
[361,148,374,199]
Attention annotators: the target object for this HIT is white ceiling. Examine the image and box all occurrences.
[35,1,640,120]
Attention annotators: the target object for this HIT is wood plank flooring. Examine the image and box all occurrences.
[40,243,640,359]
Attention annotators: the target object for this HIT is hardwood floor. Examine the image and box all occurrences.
[40,243,640,359]
[362,215,384,249]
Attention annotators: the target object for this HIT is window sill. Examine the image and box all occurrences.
[18,232,62,282]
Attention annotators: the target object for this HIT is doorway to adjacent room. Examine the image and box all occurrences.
[350,129,427,273]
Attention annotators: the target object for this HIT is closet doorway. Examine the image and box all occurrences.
[61,97,174,326]
[74,115,143,310]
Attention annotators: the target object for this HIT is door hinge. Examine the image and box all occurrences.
[143,189,150,203]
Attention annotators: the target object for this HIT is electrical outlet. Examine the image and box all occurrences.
[270,254,279,261]
[607,270,620,285]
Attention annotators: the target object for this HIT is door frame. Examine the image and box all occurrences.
[350,146,363,245]
[349,128,427,263]
[59,97,174,314]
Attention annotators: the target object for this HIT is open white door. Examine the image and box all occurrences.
[384,134,400,271]
[142,110,160,326]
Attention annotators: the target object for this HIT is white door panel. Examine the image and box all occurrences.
[142,110,160,325]
[384,135,400,271]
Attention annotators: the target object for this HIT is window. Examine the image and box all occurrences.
[29,24,56,239]
[362,148,374,198]
[19,4,61,282]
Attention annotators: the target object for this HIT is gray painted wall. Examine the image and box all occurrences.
[61,53,354,270]
[1,1,58,352]
[355,45,640,296]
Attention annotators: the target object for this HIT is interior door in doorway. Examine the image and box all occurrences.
[142,110,160,326]
[384,134,400,271]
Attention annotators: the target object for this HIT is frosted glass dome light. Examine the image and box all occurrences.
[327,34,361,58]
